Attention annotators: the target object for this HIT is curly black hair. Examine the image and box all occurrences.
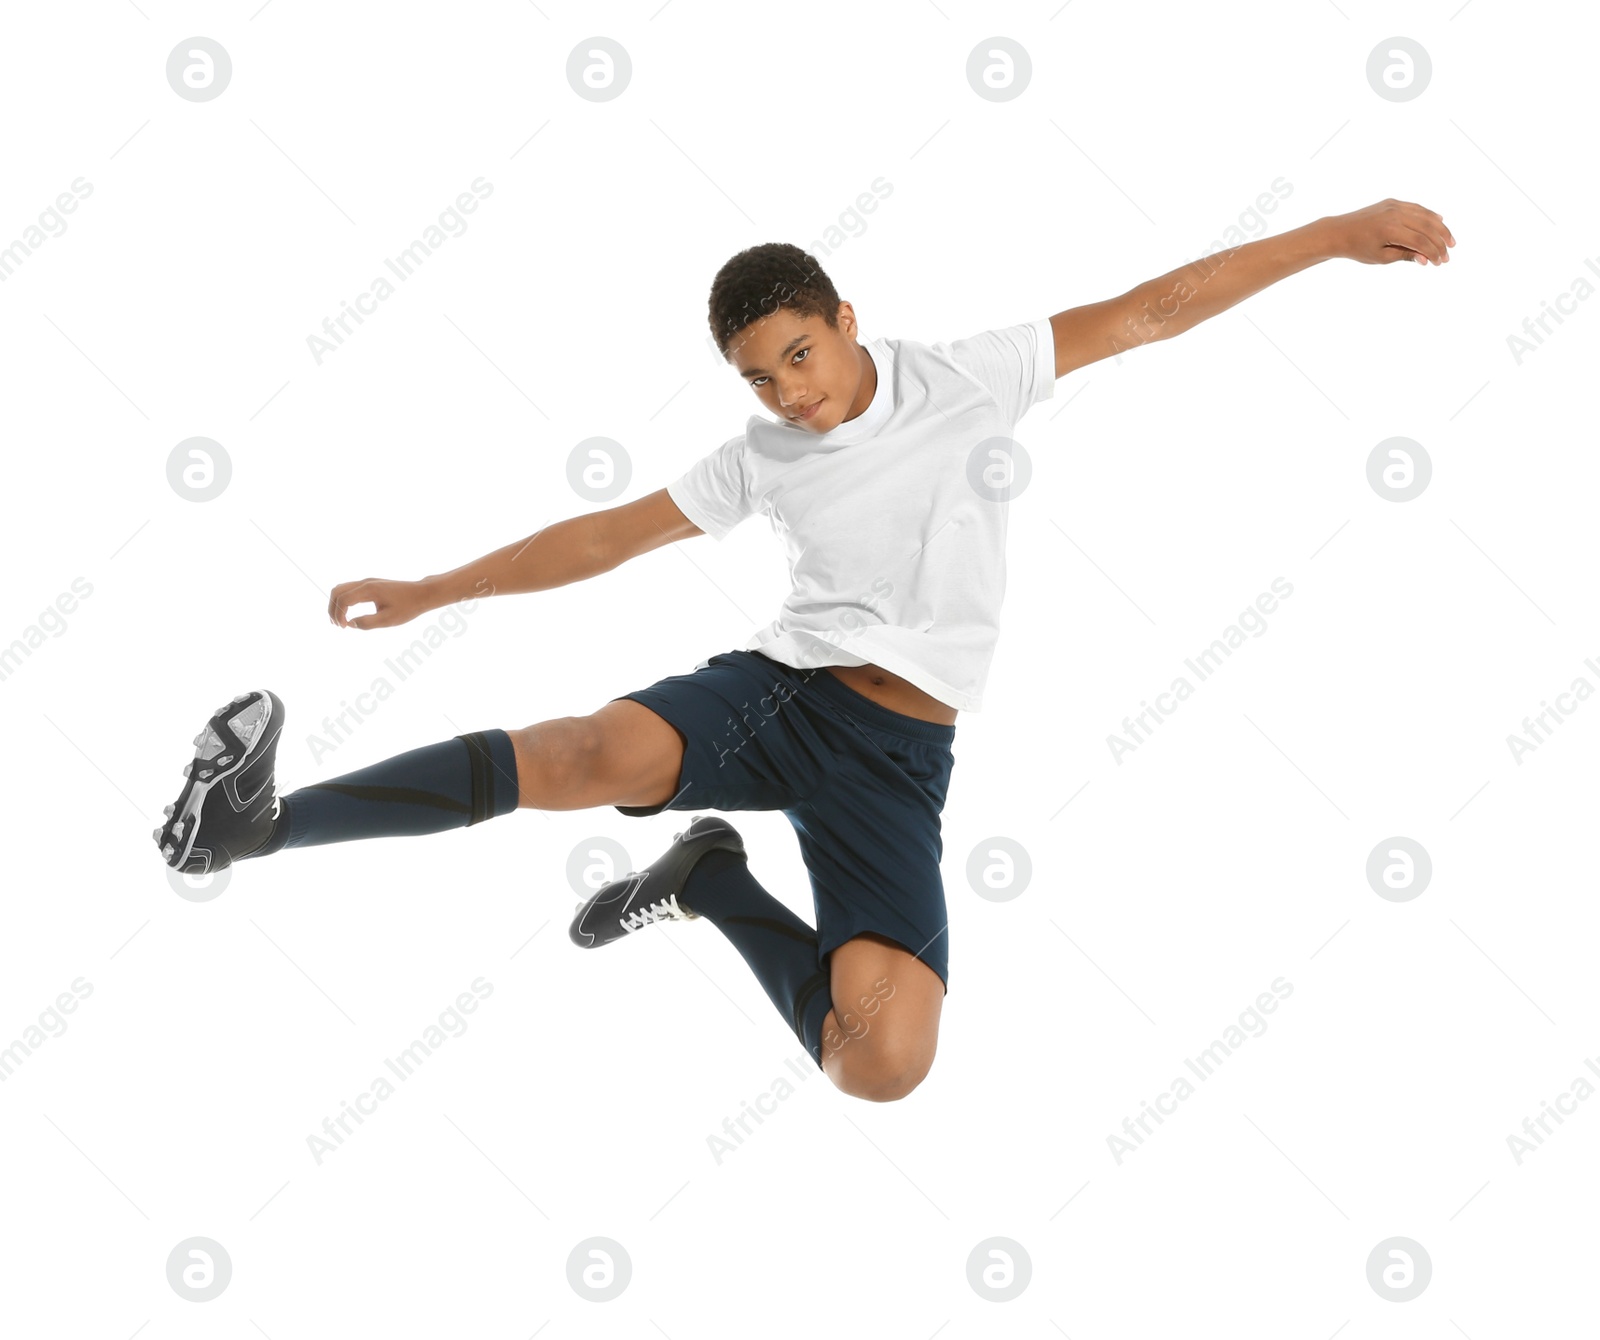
[707,243,842,359]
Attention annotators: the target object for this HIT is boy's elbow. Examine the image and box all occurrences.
[587,515,627,573]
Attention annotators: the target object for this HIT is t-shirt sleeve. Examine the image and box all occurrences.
[944,317,1056,425]
[666,433,754,541]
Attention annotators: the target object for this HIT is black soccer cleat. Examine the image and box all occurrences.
[569,816,746,948]
[154,690,285,875]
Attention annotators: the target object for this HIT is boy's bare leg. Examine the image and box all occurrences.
[509,699,685,813]
[819,932,944,1102]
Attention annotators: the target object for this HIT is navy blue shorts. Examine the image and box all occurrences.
[612,649,957,992]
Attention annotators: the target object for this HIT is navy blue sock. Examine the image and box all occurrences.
[682,847,835,1068]
[249,730,519,854]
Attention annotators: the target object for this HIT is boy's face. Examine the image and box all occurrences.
[725,300,872,433]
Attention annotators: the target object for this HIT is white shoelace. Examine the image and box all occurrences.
[620,891,689,930]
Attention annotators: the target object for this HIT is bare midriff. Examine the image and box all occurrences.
[823,663,958,726]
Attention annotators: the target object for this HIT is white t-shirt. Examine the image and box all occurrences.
[668,318,1055,713]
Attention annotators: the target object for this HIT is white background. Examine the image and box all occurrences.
[2,0,1596,1335]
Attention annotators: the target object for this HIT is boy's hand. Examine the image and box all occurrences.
[328,577,432,629]
[1323,198,1455,266]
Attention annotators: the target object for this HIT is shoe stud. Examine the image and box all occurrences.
[164,803,175,817]
[172,820,185,838]
[199,768,213,780]
[217,754,233,767]
[152,827,162,842]
[162,844,175,860]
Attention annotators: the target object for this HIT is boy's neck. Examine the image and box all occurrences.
[840,340,878,425]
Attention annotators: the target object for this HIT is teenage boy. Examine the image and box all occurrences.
[155,199,1454,1101]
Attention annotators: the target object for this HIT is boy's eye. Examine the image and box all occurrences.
[751,347,808,387]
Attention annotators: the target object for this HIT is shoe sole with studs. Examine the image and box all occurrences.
[155,690,284,875]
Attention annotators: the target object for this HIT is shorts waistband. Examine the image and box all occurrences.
[754,652,958,745]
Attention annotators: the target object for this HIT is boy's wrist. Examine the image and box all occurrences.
[419,572,459,609]
[421,569,499,610]
[1303,215,1350,263]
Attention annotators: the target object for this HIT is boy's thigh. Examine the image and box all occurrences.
[787,778,950,1089]
[605,652,822,817]
[585,698,689,811]
[789,779,951,995]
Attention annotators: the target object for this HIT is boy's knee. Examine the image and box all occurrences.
[830,1032,935,1102]
[859,1062,930,1103]
[510,716,606,794]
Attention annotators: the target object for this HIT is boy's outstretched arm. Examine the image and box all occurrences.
[326,487,703,629]
[1048,197,1456,379]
